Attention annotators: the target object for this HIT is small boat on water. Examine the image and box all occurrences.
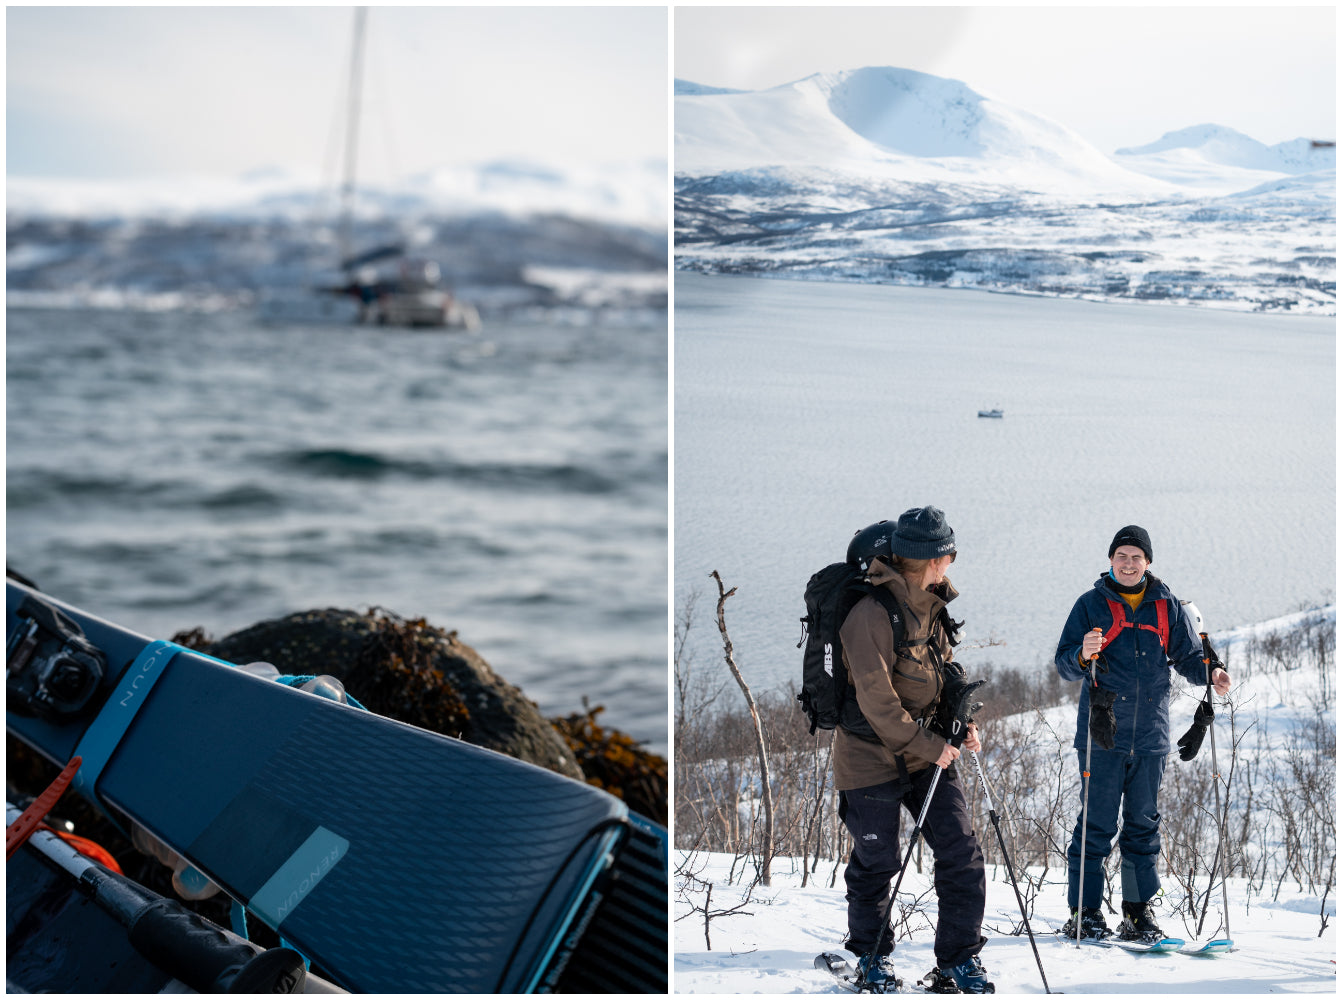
[329,246,481,330]
[977,408,1004,419]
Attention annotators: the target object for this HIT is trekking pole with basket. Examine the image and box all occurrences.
[1075,628,1106,948]
[965,749,1052,992]
[1176,601,1234,949]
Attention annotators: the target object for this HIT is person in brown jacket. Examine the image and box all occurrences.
[835,506,991,993]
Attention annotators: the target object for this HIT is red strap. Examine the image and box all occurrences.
[1104,598,1170,651]
[1102,599,1128,648]
[7,756,82,860]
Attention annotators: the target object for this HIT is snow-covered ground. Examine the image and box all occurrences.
[674,610,1337,993]
[675,853,1334,994]
[675,67,1335,315]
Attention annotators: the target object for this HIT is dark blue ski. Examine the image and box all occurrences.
[6,580,667,993]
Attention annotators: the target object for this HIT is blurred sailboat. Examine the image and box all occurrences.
[262,7,479,330]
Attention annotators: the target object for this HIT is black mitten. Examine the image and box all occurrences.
[1176,698,1215,761]
[1088,687,1117,751]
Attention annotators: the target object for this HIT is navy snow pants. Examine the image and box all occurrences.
[839,765,986,968]
[1066,748,1167,909]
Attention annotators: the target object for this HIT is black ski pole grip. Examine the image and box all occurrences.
[126,897,307,993]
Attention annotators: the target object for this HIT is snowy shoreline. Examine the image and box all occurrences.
[671,263,1337,318]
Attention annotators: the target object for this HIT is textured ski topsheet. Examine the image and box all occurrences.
[5,581,631,993]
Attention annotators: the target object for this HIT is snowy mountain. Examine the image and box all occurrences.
[6,158,668,317]
[675,67,1335,314]
[676,67,1168,196]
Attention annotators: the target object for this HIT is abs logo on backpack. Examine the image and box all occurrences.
[823,642,834,678]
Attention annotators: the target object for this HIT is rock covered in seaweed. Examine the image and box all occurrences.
[195,607,585,782]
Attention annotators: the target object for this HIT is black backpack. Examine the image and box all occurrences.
[795,562,907,742]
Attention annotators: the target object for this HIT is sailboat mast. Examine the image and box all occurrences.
[339,6,367,270]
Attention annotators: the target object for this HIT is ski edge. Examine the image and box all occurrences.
[1055,931,1185,953]
[1179,938,1234,955]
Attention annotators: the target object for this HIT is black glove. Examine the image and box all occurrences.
[1177,698,1215,761]
[934,663,985,748]
[1088,686,1117,751]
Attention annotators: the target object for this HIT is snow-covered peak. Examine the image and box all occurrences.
[804,66,990,157]
[676,66,1176,197]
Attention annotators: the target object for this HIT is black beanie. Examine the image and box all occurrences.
[1108,525,1153,562]
[890,506,956,560]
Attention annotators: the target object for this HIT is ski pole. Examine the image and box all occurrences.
[1075,628,1102,948]
[6,802,343,994]
[1198,629,1232,942]
[857,765,944,992]
[966,749,1051,993]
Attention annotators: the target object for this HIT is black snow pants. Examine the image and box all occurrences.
[839,764,987,969]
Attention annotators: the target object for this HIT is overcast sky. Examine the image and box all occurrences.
[7,6,668,183]
[675,6,1336,153]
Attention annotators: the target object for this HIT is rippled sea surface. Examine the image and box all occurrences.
[7,307,668,751]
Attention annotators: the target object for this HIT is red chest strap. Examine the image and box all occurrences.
[1103,597,1169,651]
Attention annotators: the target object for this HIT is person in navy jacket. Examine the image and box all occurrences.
[1054,525,1231,942]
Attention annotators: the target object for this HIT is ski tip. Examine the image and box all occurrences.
[1181,938,1234,955]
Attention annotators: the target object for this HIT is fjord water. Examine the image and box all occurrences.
[675,273,1334,692]
[7,307,668,750]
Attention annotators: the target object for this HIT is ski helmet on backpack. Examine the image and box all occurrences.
[847,520,893,573]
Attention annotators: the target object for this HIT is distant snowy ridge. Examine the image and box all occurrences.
[1116,123,1335,174]
[675,66,1335,315]
[6,157,668,229]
